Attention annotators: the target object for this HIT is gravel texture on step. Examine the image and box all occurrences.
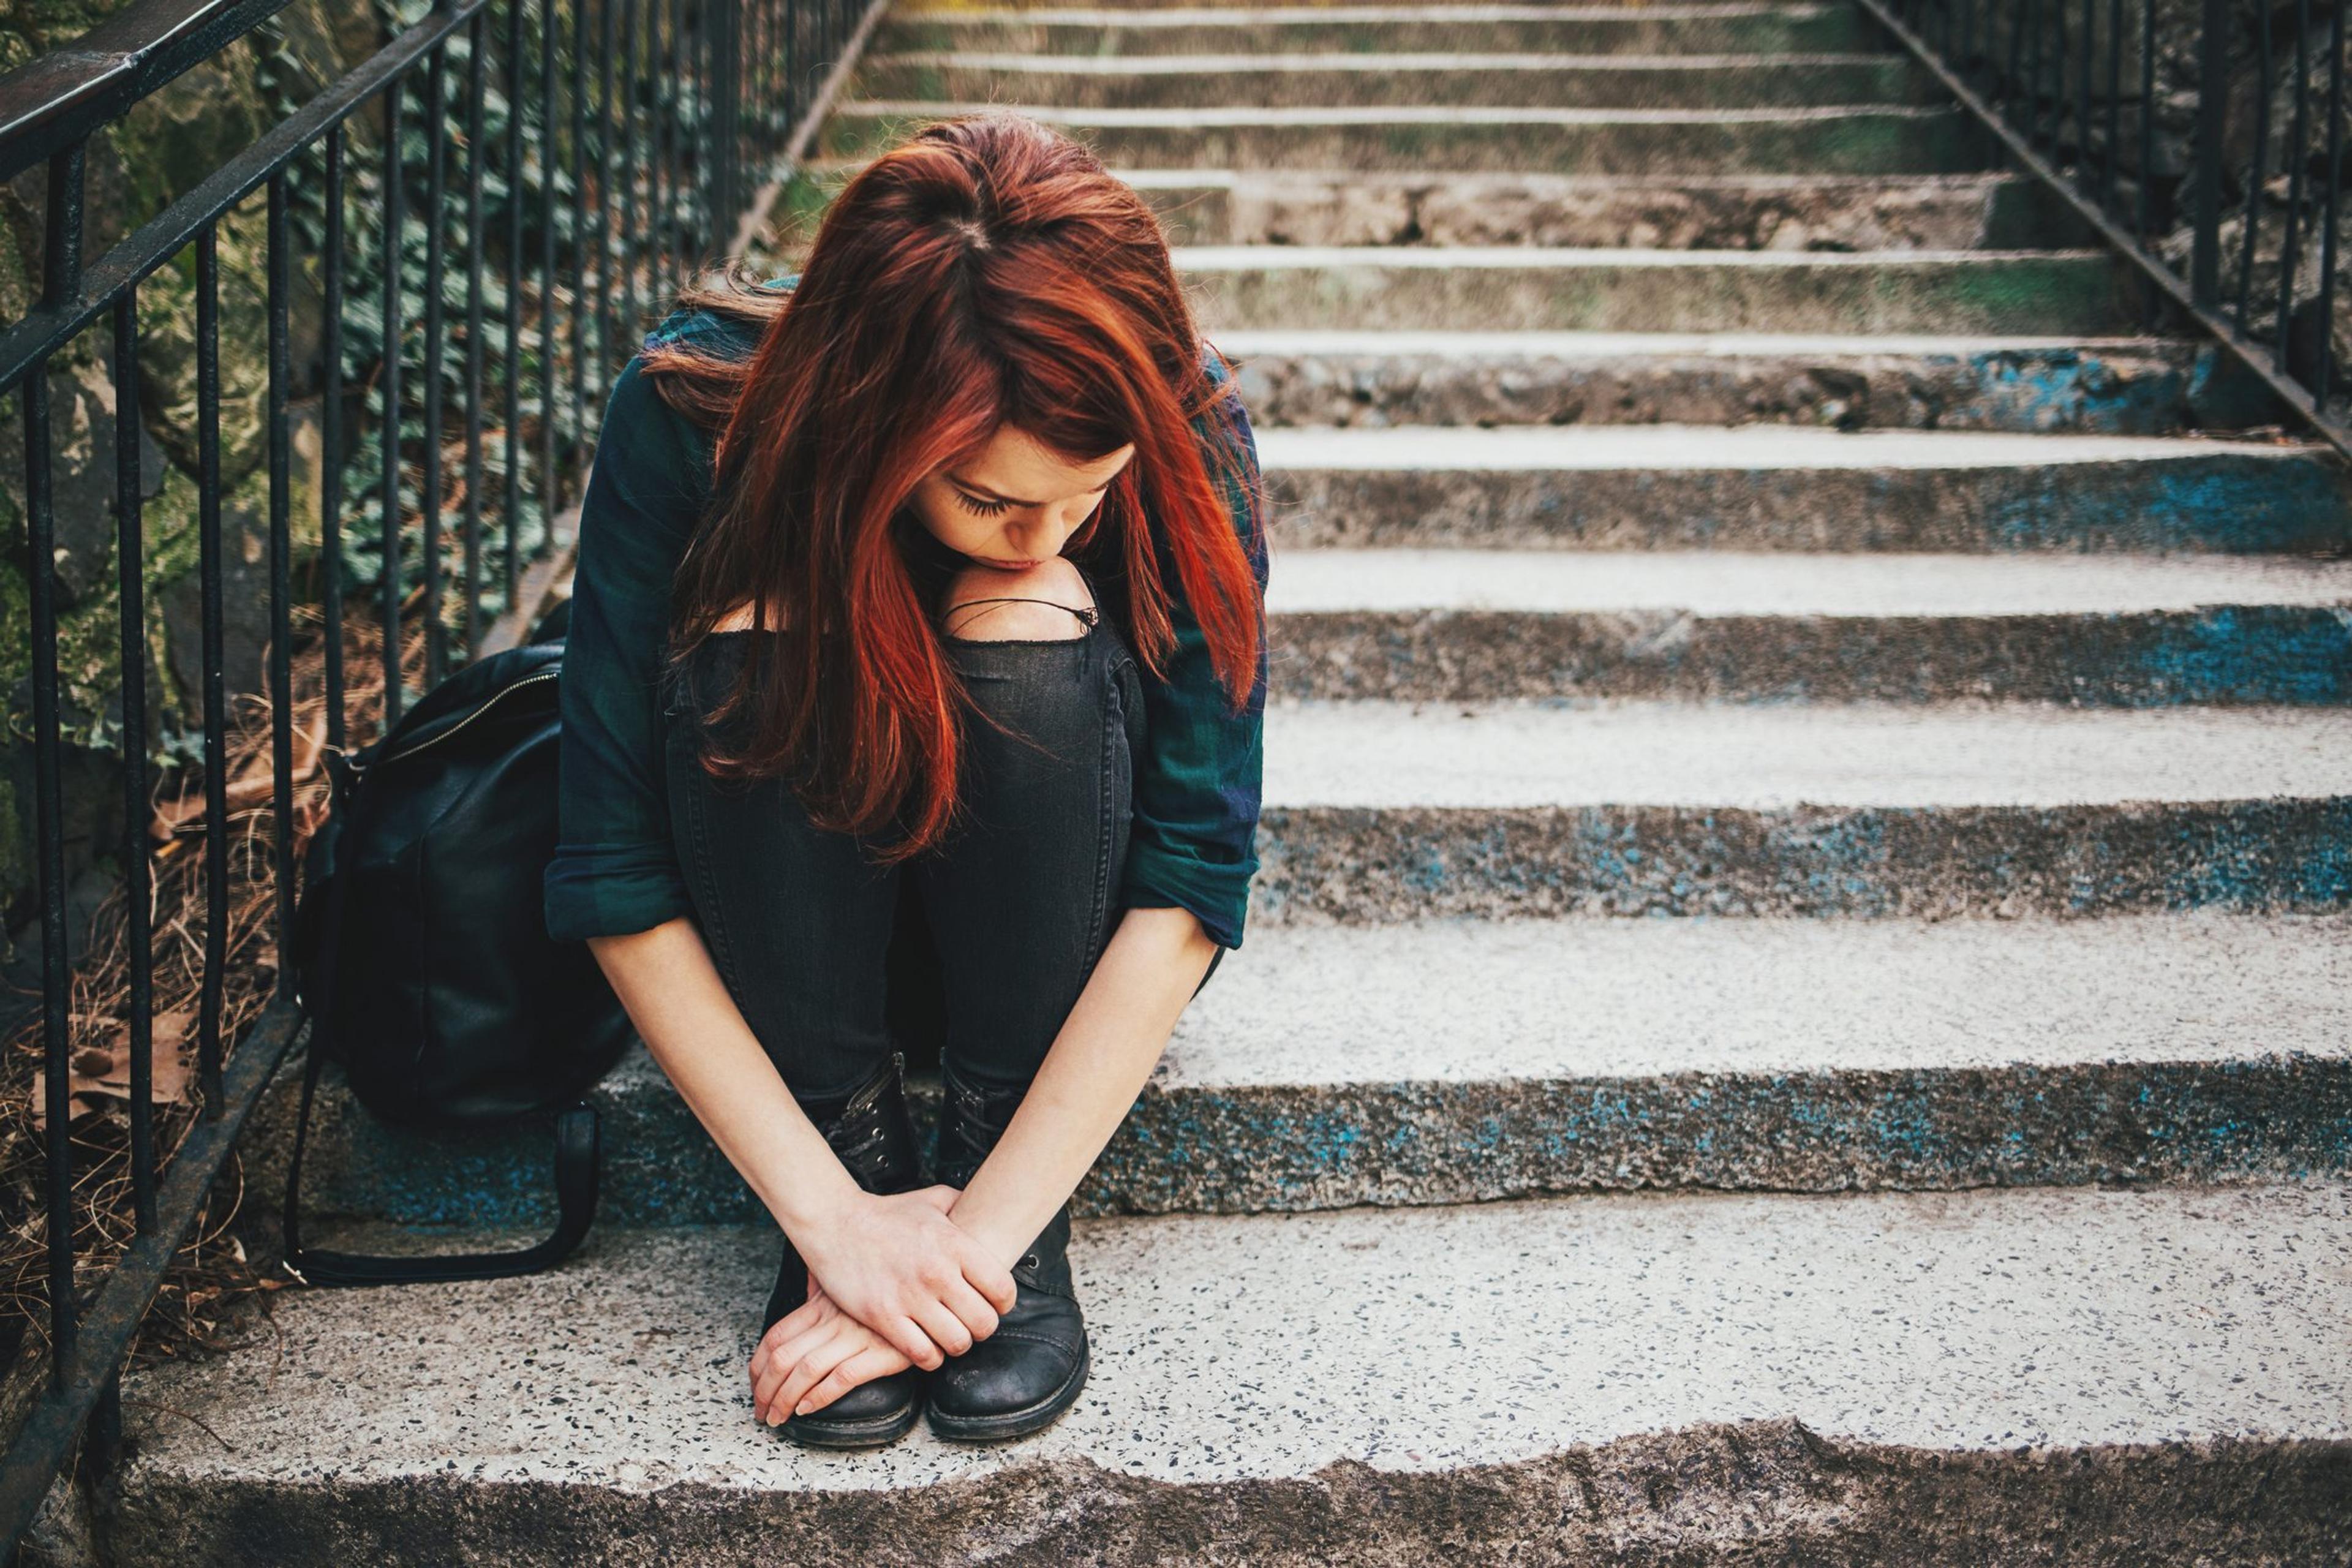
[103,1186,2352,1564]
[822,101,1977,175]
[1210,330,2242,432]
[1265,548,2352,614]
[854,51,1931,110]
[783,166,2080,250]
[1257,423,2304,469]
[1178,245,2128,334]
[262,912,2352,1226]
[1259,549,2352,699]
[1253,424,2351,551]
[872,6,1876,59]
[1259,698,2352,807]
[1247,699,2352,919]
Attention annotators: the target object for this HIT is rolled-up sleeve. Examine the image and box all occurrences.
[543,353,710,942]
[1118,349,1270,951]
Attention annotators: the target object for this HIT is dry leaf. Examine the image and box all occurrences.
[28,1007,195,1130]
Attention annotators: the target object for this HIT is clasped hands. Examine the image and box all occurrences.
[748,1183,1019,1425]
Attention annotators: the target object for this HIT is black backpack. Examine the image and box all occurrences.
[282,603,634,1284]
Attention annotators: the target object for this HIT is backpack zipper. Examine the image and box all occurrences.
[356,668,562,776]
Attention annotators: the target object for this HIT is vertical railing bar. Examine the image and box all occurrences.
[2277,0,2313,369]
[2041,0,2062,158]
[595,0,617,407]
[567,0,588,499]
[2002,0,2026,156]
[25,364,73,1390]
[380,75,407,726]
[537,0,558,549]
[2187,0,2231,306]
[695,0,712,265]
[108,288,157,1236]
[617,0,639,358]
[320,129,347,757]
[503,0,524,608]
[2239,2,2275,331]
[2136,0,2155,247]
[420,42,450,692]
[716,0,740,244]
[2075,0,2094,179]
[43,145,85,309]
[1947,0,1966,99]
[32,139,81,1385]
[649,0,669,304]
[194,222,227,1118]
[265,171,296,978]
[2316,0,2346,404]
[463,12,488,657]
[2102,0,2122,215]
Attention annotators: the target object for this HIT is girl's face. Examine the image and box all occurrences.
[908,423,1136,572]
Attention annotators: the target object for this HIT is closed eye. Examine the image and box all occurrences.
[955,491,1012,517]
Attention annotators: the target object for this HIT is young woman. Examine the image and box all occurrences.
[545,110,1270,1449]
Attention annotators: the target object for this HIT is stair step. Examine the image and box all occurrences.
[1174,244,2128,334]
[875,4,1879,57]
[1262,549,2352,701]
[107,1185,2352,1562]
[821,102,1981,175]
[1210,330,2263,432]
[274,910,2352,1227]
[856,51,1934,109]
[1253,424,2352,552]
[1129,167,2087,247]
[775,165,2091,250]
[1251,698,2352,921]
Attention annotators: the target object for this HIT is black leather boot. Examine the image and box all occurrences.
[764,1049,929,1448]
[922,1060,1090,1442]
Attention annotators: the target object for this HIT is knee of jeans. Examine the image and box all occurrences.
[940,557,1096,643]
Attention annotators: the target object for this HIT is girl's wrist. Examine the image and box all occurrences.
[769,1164,866,1245]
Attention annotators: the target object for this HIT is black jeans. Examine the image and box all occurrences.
[663,602,1210,1109]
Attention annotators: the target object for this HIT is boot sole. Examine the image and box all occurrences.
[778,1396,924,1449]
[924,1341,1091,1443]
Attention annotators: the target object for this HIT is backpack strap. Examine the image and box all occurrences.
[282,747,602,1287]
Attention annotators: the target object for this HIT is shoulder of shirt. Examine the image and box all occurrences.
[639,272,800,363]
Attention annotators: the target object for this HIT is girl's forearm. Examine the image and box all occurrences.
[587,917,866,1238]
[946,904,1219,1263]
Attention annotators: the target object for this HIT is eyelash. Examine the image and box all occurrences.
[954,491,1011,518]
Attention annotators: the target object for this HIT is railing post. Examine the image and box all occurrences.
[2187,0,2231,304]
[712,0,742,240]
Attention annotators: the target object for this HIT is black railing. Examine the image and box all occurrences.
[1860,0,2352,455]
[0,0,883,1550]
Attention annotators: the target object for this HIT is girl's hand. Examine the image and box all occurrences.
[750,1276,914,1423]
[785,1183,1015,1370]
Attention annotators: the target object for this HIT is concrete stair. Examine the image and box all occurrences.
[287,911,2352,1229]
[853,51,1941,109]
[106,0,2351,1559]
[823,102,1981,174]
[789,166,2094,248]
[1212,331,2259,432]
[871,5,1883,56]
[106,1187,2351,1562]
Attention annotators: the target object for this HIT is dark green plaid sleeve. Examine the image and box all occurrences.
[543,347,713,942]
[1117,347,1270,951]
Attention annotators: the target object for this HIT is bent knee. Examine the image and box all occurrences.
[940,556,1095,642]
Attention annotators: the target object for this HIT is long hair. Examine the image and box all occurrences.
[635,110,1265,862]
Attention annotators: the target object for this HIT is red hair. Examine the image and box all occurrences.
[635,110,1265,862]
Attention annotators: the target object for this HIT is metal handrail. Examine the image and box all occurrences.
[1858,0,2352,464]
[0,0,296,184]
